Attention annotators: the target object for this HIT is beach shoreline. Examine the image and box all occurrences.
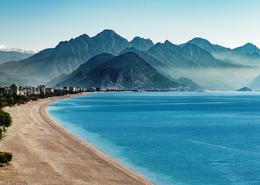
[0,93,152,185]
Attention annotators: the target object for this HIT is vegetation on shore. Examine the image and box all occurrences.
[0,91,81,166]
[0,90,80,108]
[0,110,12,138]
[0,152,12,166]
[0,94,28,108]
[0,108,12,165]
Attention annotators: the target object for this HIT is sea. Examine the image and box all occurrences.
[48,92,260,185]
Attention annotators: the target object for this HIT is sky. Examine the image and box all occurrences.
[0,0,260,50]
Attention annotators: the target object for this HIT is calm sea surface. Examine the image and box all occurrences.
[48,92,260,185]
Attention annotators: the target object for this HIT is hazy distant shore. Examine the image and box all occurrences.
[0,93,151,185]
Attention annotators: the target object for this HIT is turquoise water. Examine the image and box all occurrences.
[48,92,260,185]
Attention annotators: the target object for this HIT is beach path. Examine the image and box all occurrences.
[0,95,151,185]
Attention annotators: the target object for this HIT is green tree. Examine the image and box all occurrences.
[0,152,12,165]
[0,111,12,131]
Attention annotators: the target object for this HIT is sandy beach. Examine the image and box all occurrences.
[0,94,151,185]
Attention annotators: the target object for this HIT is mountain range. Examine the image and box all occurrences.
[0,44,36,64]
[187,38,260,66]
[1,30,260,90]
[0,51,34,65]
[59,52,191,90]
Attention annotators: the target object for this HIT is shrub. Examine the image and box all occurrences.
[0,111,12,129]
[0,126,5,140]
[0,129,2,140]
[0,152,12,165]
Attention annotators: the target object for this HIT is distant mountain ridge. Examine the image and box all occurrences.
[185,38,260,66]
[0,44,35,64]
[3,29,233,85]
[147,40,237,68]
[0,50,33,64]
[186,37,230,53]
[130,37,154,51]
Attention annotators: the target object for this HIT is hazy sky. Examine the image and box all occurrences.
[1,0,260,50]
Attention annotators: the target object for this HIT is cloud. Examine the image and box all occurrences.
[0,44,7,50]
[0,44,37,54]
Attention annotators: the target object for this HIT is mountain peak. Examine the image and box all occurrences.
[164,40,173,45]
[60,52,182,90]
[96,29,118,37]
[130,36,154,51]
[102,29,115,33]
[77,34,90,40]
[242,43,259,50]
[162,40,178,48]
[149,40,180,55]
[93,29,128,42]
[187,37,230,53]
[56,34,90,48]
[131,36,153,43]
[131,36,143,40]
[91,29,129,55]
[188,37,211,45]
[234,42,260,55]
[66,34,90,44]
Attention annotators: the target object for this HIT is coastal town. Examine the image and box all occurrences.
[0,84,97,97]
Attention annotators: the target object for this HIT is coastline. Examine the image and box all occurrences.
[0,93,152,185]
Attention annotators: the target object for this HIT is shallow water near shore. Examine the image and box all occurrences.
[48,92,260,185]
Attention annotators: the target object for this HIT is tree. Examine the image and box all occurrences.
[0,152,12,165]
[0,111,12,131]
